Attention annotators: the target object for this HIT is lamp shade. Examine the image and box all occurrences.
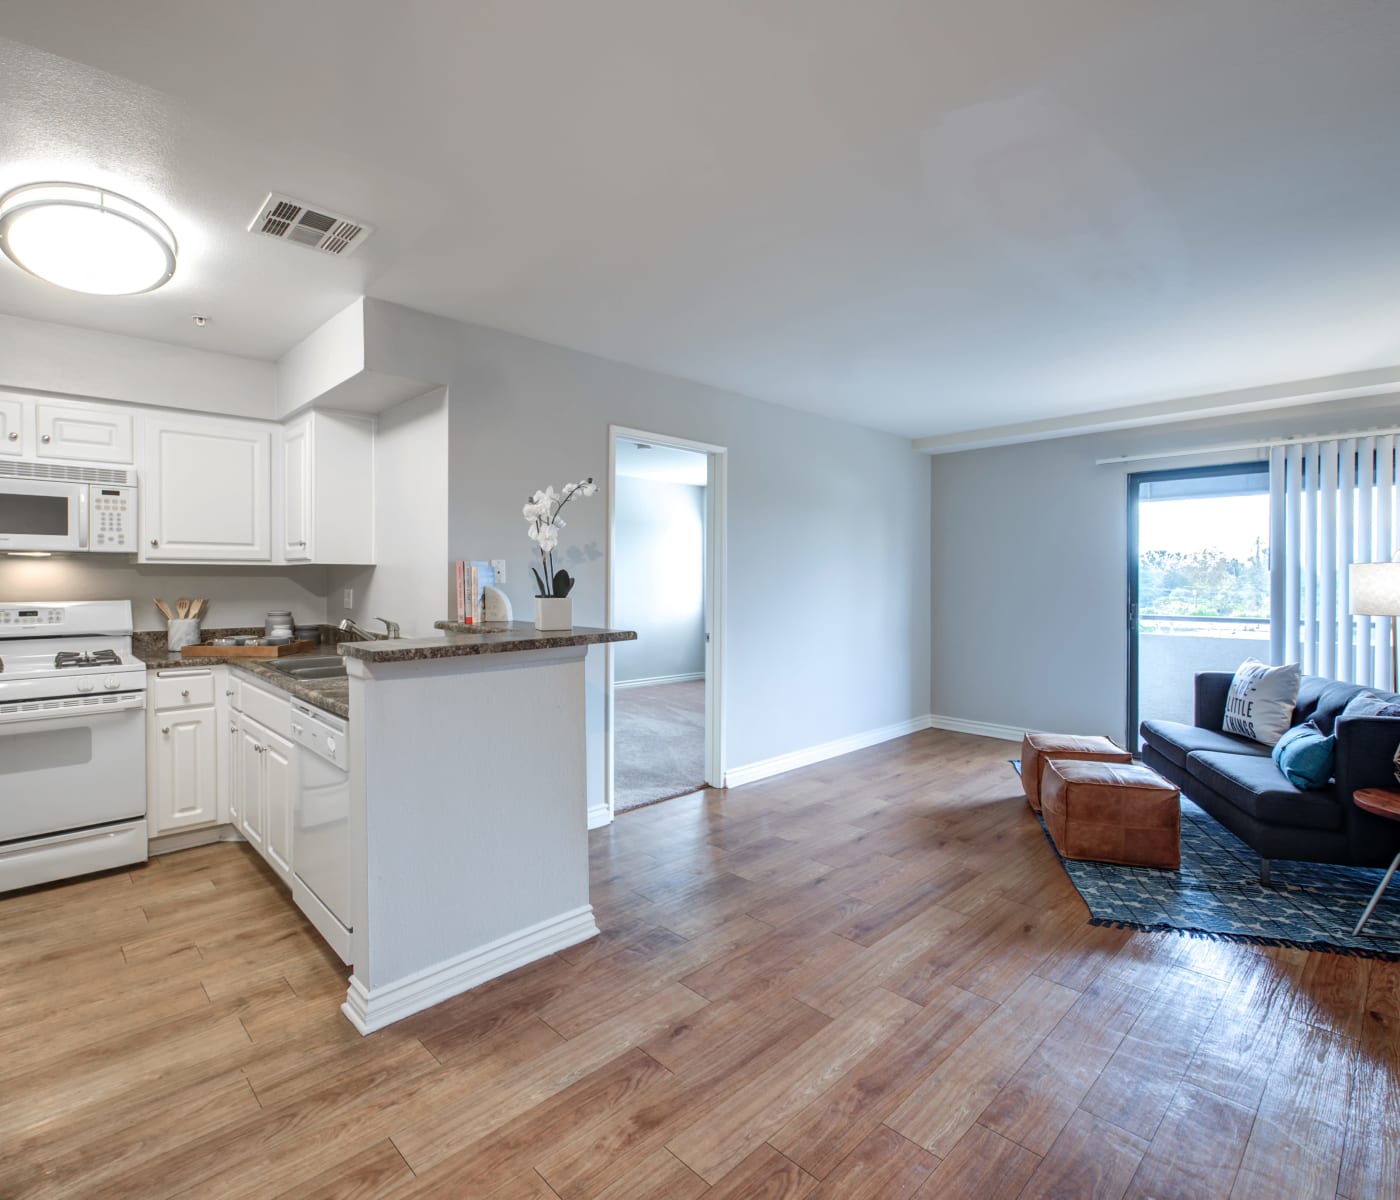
[1350,562,1400,617]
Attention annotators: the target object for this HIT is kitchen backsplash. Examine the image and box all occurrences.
[0,558,333,630]
[133,625,350,657]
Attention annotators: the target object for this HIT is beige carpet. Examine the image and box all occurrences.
[614,680,705,812]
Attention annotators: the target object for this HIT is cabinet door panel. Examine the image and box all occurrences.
[262,729,295,881]
[0,397,23,457]
[144,417,271,561]
[36,402,134,463]
[281,420,311,561]
[152,708,217,832]
[237,725,266,850]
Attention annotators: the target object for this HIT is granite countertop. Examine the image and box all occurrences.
[337,621,637,664]
[136,648,349,719]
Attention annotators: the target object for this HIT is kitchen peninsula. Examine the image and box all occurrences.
[339,621,636,1033]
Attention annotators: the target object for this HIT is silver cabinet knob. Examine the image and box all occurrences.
[40,434,51,443]
[181,689,190,699]
[6,432,16,441]
[150,539,158,547]
[161,726,170,735]
[225,689,234,697]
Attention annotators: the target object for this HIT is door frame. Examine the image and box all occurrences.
[1126,460,1270,752]
[604,425,728,822]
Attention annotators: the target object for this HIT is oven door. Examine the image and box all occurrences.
[0,479,87,553]
[0,700,145,842]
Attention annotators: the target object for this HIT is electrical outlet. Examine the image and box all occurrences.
[343,587,354,608]
[491,558,507,584]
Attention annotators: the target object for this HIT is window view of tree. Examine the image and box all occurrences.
[1138,545,1270,618]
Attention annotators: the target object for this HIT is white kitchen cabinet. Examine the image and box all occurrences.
[262,728,295,881]
[233,718,266,852]
[36,401,134,464]
[0,397,23,456]
[142,414,272,562]
[278,411,374,564]
[147,672,220,835]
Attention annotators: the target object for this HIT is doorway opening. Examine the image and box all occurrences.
[606,427,726,817]
[1127,462,1271,751]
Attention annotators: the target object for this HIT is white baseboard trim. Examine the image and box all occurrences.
[586,803,613,830]
[927,714,1026,742]
[341,904,600,1035]
[724,714,935,789]
[614,672,705,690]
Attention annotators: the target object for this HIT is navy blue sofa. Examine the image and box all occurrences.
[1140,671,1400,879]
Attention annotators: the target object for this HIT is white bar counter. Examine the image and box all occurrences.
[339,621,635,1033]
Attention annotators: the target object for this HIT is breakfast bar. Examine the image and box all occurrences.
[338,621,635,1033]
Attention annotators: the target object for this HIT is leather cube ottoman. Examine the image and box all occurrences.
[1041,759,1181,870]
[1021,733,1131,813]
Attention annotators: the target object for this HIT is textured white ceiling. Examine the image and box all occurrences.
[1,2,1399,439]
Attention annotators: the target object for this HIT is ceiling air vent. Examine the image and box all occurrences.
[247,193,373,257]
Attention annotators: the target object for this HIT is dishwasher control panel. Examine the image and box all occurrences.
[290,700,348,771]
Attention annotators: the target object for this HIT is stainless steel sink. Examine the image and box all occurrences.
[267,655,347,679]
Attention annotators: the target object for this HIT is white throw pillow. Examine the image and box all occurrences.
[1222,658,1301,746]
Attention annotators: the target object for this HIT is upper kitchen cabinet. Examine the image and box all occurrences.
[142,414,272,562]
[0,397,21,456]
[36,402,134,464]
[279,411,374,564]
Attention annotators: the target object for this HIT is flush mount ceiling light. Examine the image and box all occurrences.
[0,182,177,295]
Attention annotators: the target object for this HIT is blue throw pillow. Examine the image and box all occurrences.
[1271,719,1335,790]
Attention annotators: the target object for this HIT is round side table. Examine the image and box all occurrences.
[1351,788,1400,935]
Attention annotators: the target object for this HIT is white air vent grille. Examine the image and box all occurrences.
[0,460,134,485]
[248,193,373,256]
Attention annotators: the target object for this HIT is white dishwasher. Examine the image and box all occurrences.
[289,699,352,963]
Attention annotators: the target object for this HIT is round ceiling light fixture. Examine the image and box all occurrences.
[0,182,177,295]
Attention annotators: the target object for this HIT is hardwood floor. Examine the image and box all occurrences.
[2,728,1397,1198]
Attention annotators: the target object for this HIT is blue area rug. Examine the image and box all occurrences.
[1012,760,1400,960]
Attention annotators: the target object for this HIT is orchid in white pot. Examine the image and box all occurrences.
[523,477,597,628]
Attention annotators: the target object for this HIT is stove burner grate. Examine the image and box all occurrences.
[54,649,121,669]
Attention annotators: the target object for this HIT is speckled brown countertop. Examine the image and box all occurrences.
[336,621,636,664]
[136,648,350,719]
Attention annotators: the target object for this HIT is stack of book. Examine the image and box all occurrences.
[453,561,497,624]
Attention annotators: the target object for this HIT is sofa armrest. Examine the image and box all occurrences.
[1194,672,1235,732]
[1333,715,1400,796]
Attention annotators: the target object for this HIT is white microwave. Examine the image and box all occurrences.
[0,464,138,554]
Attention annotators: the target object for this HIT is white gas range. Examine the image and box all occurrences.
[0,600,148,892]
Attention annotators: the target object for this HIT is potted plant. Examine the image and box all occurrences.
[523,477,598,630]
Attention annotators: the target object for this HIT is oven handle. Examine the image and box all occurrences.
[78,484,90,550]
[0,693,146,727]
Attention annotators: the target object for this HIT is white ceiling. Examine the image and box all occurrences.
[2,2,1400,440]
[616,440,708,486]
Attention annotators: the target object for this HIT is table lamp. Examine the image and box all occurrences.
[1350,558,1400,692]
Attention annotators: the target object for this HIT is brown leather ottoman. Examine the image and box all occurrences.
[1041,759,1181,869]
[1021,733,1132,813]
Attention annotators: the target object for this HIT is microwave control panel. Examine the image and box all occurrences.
[90,486,137,553]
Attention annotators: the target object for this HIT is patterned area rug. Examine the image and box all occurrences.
[1012,761,1400,960]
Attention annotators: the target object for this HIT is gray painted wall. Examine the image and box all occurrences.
[368,308,931,810]
[613,475,706,685]
[931,392,1400,743]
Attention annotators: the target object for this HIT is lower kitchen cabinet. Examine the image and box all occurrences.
[148,704,218,832]
[229,696,295,885]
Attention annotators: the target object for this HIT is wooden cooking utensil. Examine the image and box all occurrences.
[154,599,173,621]
[177,598,190,619]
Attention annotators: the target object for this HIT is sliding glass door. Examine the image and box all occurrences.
[1127,463,1271,750]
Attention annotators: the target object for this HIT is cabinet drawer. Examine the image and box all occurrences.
[152,670,216,710]
[232,674,291,736]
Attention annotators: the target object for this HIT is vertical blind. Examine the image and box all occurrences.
[1270,437,1397,685]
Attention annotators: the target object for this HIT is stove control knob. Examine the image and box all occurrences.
[76,678,95,693]
[103,676,120,690]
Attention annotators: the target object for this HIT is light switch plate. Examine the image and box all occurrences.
[490,558,507,583]
[343,588,353,608]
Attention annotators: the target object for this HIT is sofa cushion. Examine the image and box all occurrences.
[1187,750,1345,831]
[1311,682,1381,734]
[1221,659,1301,745]
[1140,719,1270,770]
[1270,719,1335,789]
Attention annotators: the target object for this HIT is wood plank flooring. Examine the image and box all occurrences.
[2,728,1397,1198]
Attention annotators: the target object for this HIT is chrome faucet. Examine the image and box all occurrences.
[338,616,401,641]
